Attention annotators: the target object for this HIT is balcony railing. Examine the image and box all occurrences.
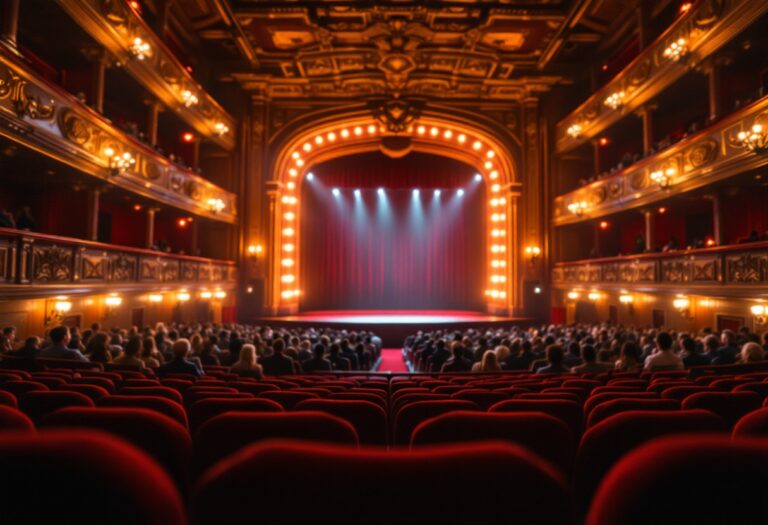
[0,228,235,295]
[552,241,768,291]
[553,94,768,226]
[555,0,768,154]
[0,47,236,224]
[56,0,236,150]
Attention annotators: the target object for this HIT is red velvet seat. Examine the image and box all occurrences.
[489,398,583,437]
[194,411,359,471]
[573,410,726,516]
[450,389,509,409]
[28,376,67,388]
[0,405,34,431]
[583,391,658,416]
[330,390,388,410]
[681,391,762,428]
[55,384,110,402]
[590,386,643,396]
[517,392,582,403]
[586,435,768,525]
[541,386,587,402]
[40,407,192,494]
[734,382,768,398]
[733,407,768,438]
[563,379,602,392]
[98,395,189,429]
[120,386,184,404]
[0,430,185,525]
[188,397,283,432]
[295,399,387,445]
[586,398,680,428]
[19,391,94,421]
[1,380,49,396]
[186,391,254,405]
[659,385,716,401]
[258,390,320,410]
[226,381,280,395]
[193,441,571,525]
[123,379,161,388]
[0,390,16,408]
[159,378,195,392]
[70,377,116,394]
[411,411,575,474]
[646,380,694,393]
[393,399,480,445]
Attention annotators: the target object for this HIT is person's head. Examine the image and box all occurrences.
[49,326,70,345]
[721,329,736,346]
[238,344,257,366]
[141,336,157,358]
[172,339,191,360]
[2,326,15,341]
[741,342,765,363]
[23,336,40,349]
[313,343,326,358]
[580,344,597,363]
[620,341,640,362]
[329,343,340,357]
[545,344,564,366]
[681,337,696,355]
[273,338,285,355]
[124,336,143,357]
[451,342,465,358]
[494,344,511,363]
[704,334,719,352]
[481,350,500,371]
[656,332,673,352]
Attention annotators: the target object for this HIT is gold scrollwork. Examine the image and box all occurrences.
[58,109,92,146]
[687,139,719,168]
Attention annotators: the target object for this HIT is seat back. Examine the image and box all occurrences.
[295,399,388,445]
[119,386,184,404]
[586,435,768,525]
[682,391,762,428]
[411,411,575,474]
[733,407,768,438]
[450,389,509,409]
[98,395,188,429]
[193,441,571,525]
[489,398,583,437]
[0,430,185,525]
[586,398,680,429]
[258,390,319,410]
[393,400,480,445]
[188,398,283,432]
[0,405,34,431]
[18,391,94,422]
[194,411,359,471]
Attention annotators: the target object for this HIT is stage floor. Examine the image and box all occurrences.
[265,310,513,324]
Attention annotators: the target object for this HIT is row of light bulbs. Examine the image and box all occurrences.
[280,121,511,304]
[52,289,227,313]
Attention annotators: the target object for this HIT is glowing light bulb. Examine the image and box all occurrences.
[430,127,439,137]
[473,141,482,150]
[457,134,466,143]
[341,129,349,138]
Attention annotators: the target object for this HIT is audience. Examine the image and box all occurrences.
[38,326,87,361]
[230,344,263,378]
[536,345,570,375]
[302,343,333,373]
[159,339,202,377]
[441,343,473,372]
[112,336,146,369]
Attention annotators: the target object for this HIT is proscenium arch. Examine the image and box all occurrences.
[265,107,522,315]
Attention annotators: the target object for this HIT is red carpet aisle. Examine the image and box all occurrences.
[377,349,409,372]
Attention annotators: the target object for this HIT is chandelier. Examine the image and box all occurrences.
[663,38,688,62]
[738,124,768,155]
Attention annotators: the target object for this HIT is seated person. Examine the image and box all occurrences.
[230,344,263,378]
[327,343,351,371]
[571,344,612,373]
[536,344,569,375]
[13,336,40,359]
[39,326,88,362]
[302,343,332,373]
[260,338,296,375]
[158,339,203,377]
[644,332,683,371]
[441,343,473,372]
[680,336,710,367]
[112,336,146,369]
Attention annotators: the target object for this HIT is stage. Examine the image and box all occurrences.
[257,310,533,346]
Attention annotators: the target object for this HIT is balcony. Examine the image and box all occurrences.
[553,94,768,226]
[552,241,768,295]
[0,228,235,297]
[555,0,768,154]
[0,46,236,224]
[56,0,236,150]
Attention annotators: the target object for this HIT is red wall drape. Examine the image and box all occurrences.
[300,152,486,311]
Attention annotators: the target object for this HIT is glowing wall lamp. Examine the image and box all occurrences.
[46,296,72,326]
[177,291,191,302]
[214,291,226,299]
[619,293,635,315]
[200,291,213,299]
[247,244,264,256]
[525,245,541,264]
[104,294,123,320]
[567,291,580,301]
[587,291,601,301]
[566,123,584,139]
[147,294,163,303]
[751,304,766,325]
[673,296,691,318]
[650,167,675,189]
[663,37,688,62]
[738,123,768,155]
[567,201,589,217]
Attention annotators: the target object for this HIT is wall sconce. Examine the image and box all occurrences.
[663,37,688,62]
[214,122,230,136]
[567,291,580,300]
[200,290,213,299]
[604,91,625,110]
[214,291,226,299]
[738,124,767,155]
[587,291,601,301]
[207,198,226,213]
[177,291,191,302]
[147,294,163,303]
[751,304,766,325]
[673,296,691,318]
[247,244,264,256]
[129,37,151,60]
[619,294,634,304]
[46,296,72,326]
[180,89,199,107]
[568,201,589,216]
[650,167,675,189]
[104,148,136,176]
[104,294,122,319]
[566,123,583,138]
[525,246,541,263]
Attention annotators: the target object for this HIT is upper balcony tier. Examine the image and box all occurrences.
[0,228,235,298]
[553,93,768,227]
[56,0,236,150]
[0,45,236,224]
[552,240,768,298]
[555,0,768,155]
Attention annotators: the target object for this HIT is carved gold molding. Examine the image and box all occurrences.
[0,48,236,224]
[56,0,236,150]
[553,94,768,226]
[555,0,768,154]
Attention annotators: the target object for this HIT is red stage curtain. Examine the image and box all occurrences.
[300,152,485,310]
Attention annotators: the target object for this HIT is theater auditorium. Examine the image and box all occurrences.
[1,0,768,523]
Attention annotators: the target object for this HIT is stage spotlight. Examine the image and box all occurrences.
[377,187,384,196]
[474,173,482,181]
[306,172,314,181]
[434,189,441,197]
[332,188,340,196]
[413,189,420,197]
[354,189,361,197]
[457,189,465,197]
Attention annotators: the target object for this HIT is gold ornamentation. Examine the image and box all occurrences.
[687,139,718,167]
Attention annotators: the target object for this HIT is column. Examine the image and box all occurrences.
[145,207,157,248]
[704,59,723,122]
[636,104,656,153]
[0,0,20,48]
[592,139,601,175]
[636,0,651,51]
[86,188,100,241]
[709,193,722,245]
[154,0,173,41]
[190,219,199,256]
[644,210,654,252]
[146,100,162,145]
[265,183,280,315]
[191,138,200,171]
[91,49,108,114]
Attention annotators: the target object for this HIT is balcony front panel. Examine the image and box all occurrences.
[0,228,235,297]
[0,48,236,224]
[553,95,768,226]
[552,242,768,295]
[555,0,768,154]
[56,0,236,150]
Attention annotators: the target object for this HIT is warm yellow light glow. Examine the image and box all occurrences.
[752,305,766,316]
[490,275,506,283]
[567,123,583,138]
[417,126,426,135]
[490,260,507,268]
[177,292,191,302]
[247,244,263,255]
[489,171,499,180]
[444,130,453,139]
[525,246,541,256]
[291,152,300,160]
[214,291,226,299]
[105,295,122,307]
[367,125,377,134]
[486,150,495,159]
[588,292,601,301]
[499,198,507,205]
[283,243,295,252]
[303,143,312,152]
[673,297,690,310]
[295,159,305,167]
[284,212,295,221]
[327,132,336,142]
[457,134,466,143]
[54,300,72,313]
[567,291,580,300]
[281,274,296,283]
[103,147,115,157]
[430,127,439,137]
[473,141,482,150]
[281,258,295,267]
[200,291,213,299]
[281,290,294,299]
[491,184,501,193]
[287,182,296,190]
[315,136,324,145]
[490,245,506,253]
[282,196,297,205]
[282,228,295,236]
[619,294,634,304]
[354,126,363,136]
[288,168,297,177]
[491,229,506,237]
[148,294,163,303]
[341,129,350,138]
